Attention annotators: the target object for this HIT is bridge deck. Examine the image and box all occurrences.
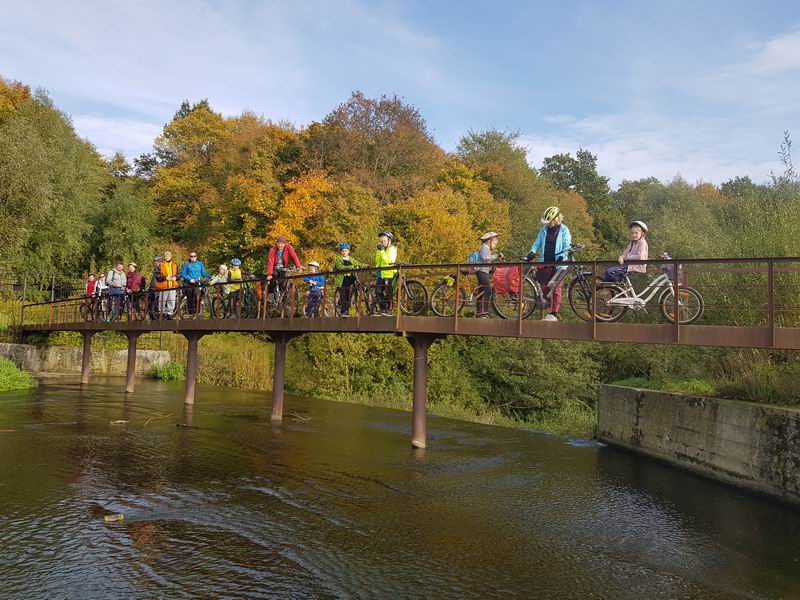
[17,316,800,350]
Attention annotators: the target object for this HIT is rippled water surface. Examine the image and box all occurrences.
[2,378,800,599]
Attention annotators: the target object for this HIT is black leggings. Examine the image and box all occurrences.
[377,278,394,312]
[476,270,492,315]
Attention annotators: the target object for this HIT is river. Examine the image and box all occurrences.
[1,378,799,599]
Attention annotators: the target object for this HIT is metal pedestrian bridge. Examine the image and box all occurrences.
[15,257,800,447]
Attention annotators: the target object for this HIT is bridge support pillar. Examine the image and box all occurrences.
[183,333,204,405]
[125,332,140,393]
[270,333,297,422]
[406,334,443,449]
[80,332,95,385]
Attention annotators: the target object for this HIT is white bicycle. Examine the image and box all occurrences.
[593,253,704,324]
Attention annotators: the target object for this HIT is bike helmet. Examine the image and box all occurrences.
[378,231,394,241]
[541,206,561,224]
[308,261,320,268]
[338,242,351,250]
[629,220,649,233]
[231,258,242,266]
[480,231,499,242]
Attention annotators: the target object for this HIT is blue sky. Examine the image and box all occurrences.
[2,0,799,186]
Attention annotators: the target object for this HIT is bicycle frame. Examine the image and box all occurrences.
[607,272,674,309]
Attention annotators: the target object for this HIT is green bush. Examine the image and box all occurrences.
[152,361,185,381]
[0,357,36,391]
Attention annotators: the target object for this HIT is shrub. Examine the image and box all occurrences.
[0,357,36,391]
[152,361,185,381]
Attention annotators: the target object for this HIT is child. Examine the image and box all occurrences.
[303,261,325,317]
[85,274,97,297]
[209,264,230,307]
[603,221,649,284]
[227,258,253,318]
[375,231,398,316]
[333,243,367,316]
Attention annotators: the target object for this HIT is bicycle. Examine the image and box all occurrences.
[178,283,211,320]
[92,290,114,323]
[80,297,96,322]
[124,290,148,321]
[429,272,492,317]
[396,268,429,316]
[265,268,301,318]
[211,279,259,319]
[333,274,374,317]
[588,253,705,324]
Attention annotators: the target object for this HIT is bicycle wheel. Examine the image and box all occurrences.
[567,276,625,322]
[430,282,458,317]
[80,302,93,322]
[94,296,112,322]
[242,288,259,318]
[132,294,148,321]
[492,277,541,319]
[319,295,334,317]
[284,284,300,318]
[593,284,628,322]
[659,286,704,325]
[211,295,228,319]
[399,279,428,316]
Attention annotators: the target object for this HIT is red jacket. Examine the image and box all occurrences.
[266,244,302,277]
[126,271,144,292]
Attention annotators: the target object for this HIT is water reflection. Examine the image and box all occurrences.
[0,378,799,599]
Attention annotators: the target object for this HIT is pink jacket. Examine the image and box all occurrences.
[620,238,648,273]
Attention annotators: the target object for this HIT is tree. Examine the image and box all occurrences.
[304,91,445,202]
[541,148,626,250]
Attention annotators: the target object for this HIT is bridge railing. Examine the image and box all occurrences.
[17,257,800,336]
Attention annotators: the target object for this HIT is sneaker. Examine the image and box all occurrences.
[383,311,393,317]
[542,313,558,322]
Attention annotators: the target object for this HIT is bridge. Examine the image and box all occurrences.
[15,257,800,448]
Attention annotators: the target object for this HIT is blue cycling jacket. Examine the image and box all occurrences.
[180,260,211,282]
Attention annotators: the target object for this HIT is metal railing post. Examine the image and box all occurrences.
[768,258,775,347]
[673,258,680,343]
[591,261,597,340]
[454,265,460,333]
[394,265,403,329]
[517,263,523,336]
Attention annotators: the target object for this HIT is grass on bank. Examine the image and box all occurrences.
[0,357,36,392]
[613,373,800,407]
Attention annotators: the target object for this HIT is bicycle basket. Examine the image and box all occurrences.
[662,263,683,280]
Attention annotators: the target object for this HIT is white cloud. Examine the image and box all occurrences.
[71,115,162,159]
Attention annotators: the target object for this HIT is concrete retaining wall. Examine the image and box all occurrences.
[597,384,800,507]
[0,342,170,376]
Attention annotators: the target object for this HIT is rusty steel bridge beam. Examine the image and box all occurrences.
[125,332,140,393]
[406,334,445,449]
[80,331,95,385]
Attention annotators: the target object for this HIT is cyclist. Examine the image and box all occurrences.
[375,231,398,316]
[527,206,572,321]
[105,261,127,321]
[303,261,325,317]
[603,221,649,285]
[333,242,367,316]
[125,262,144,320]
[154,251,179,319]
[266,235,303,302]
[180,251,211,316]
[228,258,254,318]
[476,232,503,318]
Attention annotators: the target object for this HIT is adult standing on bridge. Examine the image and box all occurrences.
[375,231,398,316]
[476,232,503,318]
[154,250,179,319]
[527,206,572,322]
[181,251,211,316]
[105,262,127,321]
[266,235,303,300]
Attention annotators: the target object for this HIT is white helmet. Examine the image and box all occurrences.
[480,231,499,242]
[308,261,320,268]
[630,220,648,233]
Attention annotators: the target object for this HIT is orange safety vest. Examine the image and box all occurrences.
[156,260,179,290]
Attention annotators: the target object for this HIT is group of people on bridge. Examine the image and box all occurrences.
[84,206,650,322]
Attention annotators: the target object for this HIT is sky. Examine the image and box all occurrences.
[1,0,799,187]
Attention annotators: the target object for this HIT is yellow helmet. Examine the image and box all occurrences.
[541,206,561,224]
